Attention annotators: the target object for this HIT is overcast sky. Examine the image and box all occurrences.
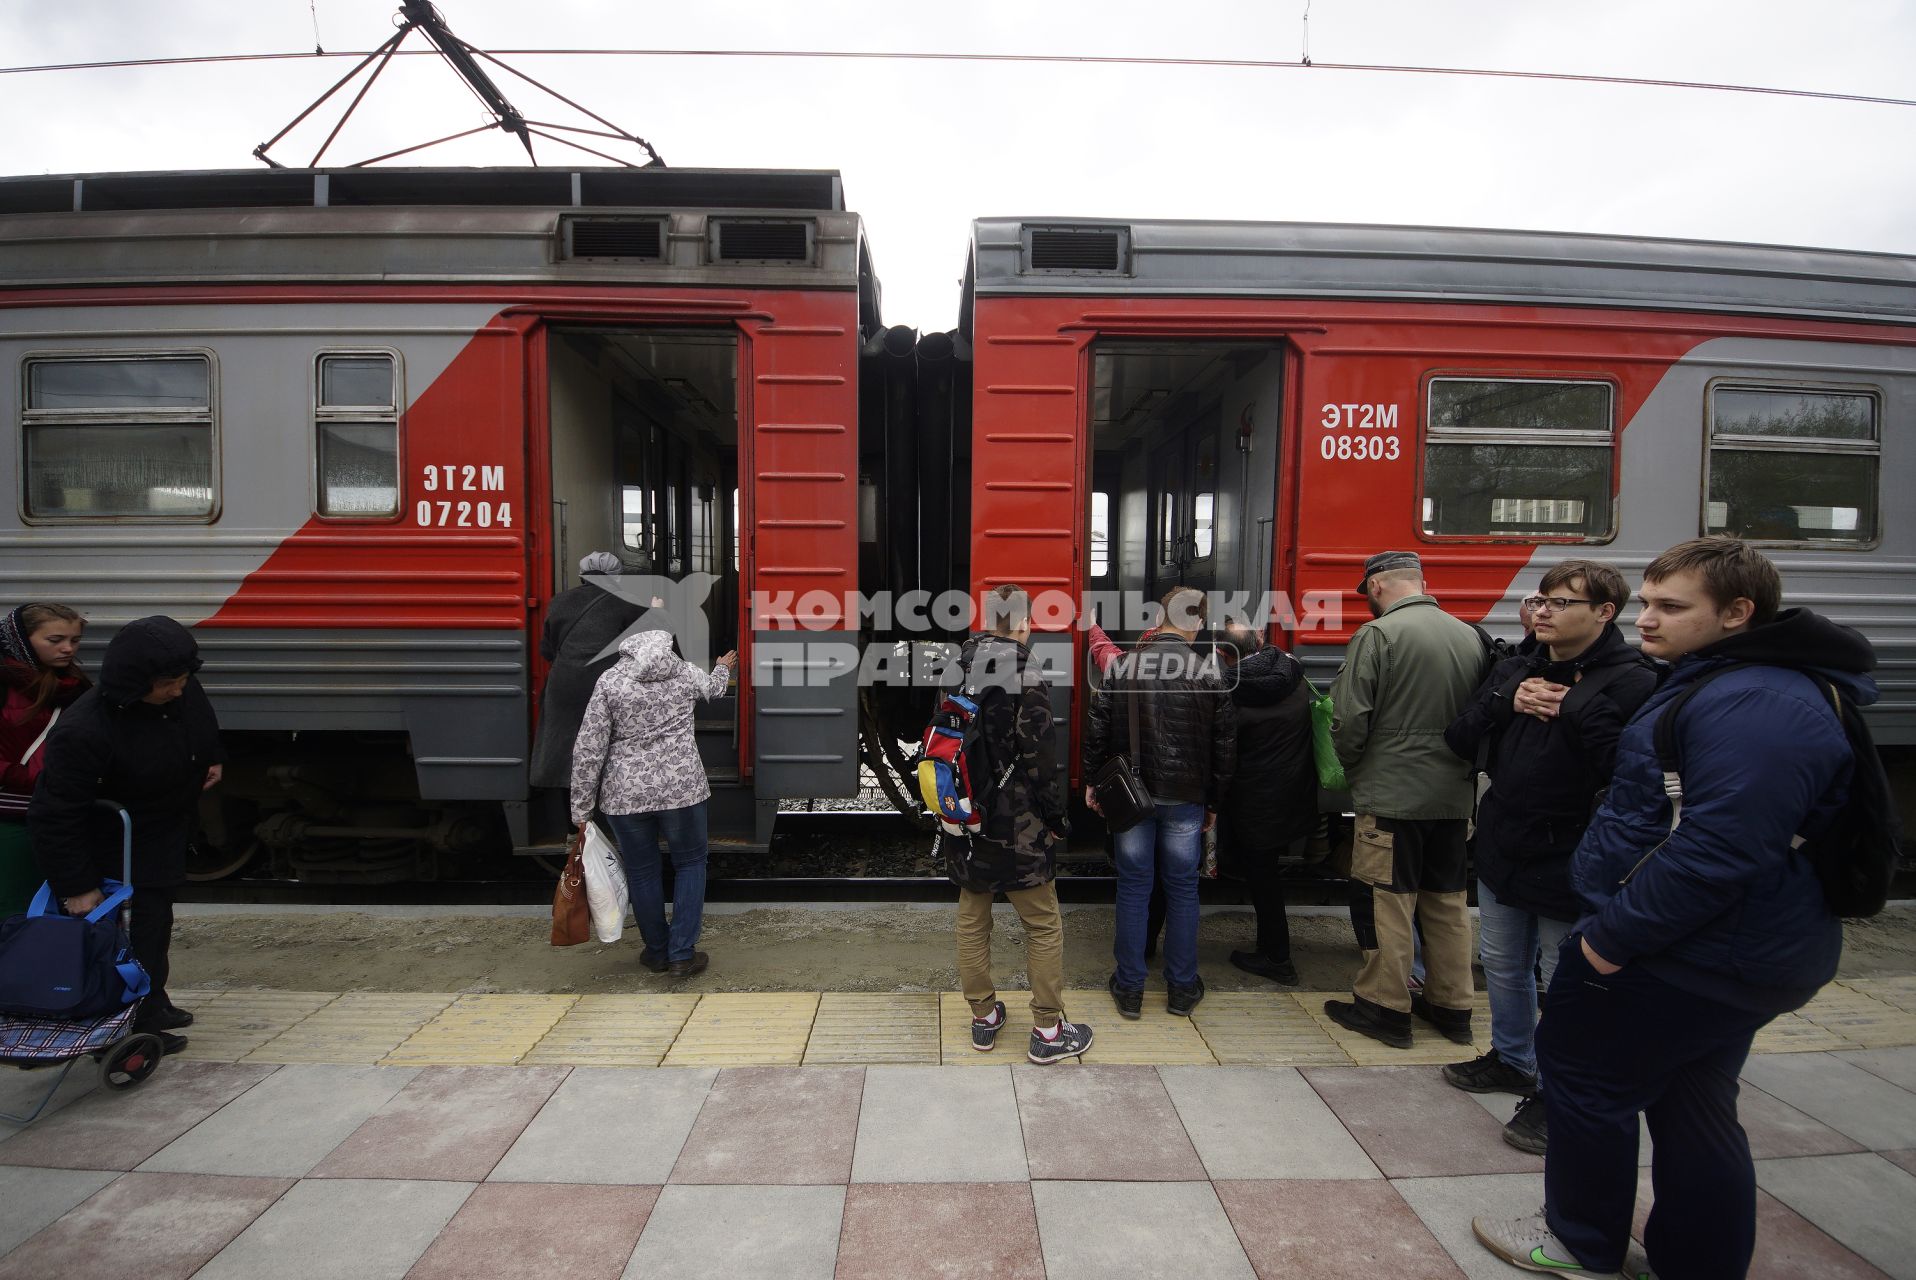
[4,0,1913,328]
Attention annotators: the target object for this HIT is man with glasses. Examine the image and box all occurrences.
[1443,561,1659,1155]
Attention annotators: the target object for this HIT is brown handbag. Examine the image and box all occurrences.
[550,835,592,947]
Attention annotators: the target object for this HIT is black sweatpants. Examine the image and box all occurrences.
[128,885,176,1023]
[1537,935,1773,1278]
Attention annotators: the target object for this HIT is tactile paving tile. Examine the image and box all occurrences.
[1297,991,1491,1067]
[1052,989,1218,1065]
[519,994,701,1067]
[1190,991,1353,1065]
[1750,1010,1856,1055]
[242,992,459,1064]
[660,993,820,1067]
[1794,985,1916,1050]
[382,994,579,1065]
[173,990,339,1063]
[1839,976,1916,1017]
[803,992,940,1065]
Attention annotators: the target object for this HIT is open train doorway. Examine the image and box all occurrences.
[1086,340,1287,642]
[535,326,742,841]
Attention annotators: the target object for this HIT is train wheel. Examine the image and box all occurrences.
[100,1034,164,1089]
[185,838,261,882]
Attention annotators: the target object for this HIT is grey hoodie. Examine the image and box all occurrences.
[569,630,730,823]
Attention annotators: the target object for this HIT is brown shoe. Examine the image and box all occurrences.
[668,952,709,978]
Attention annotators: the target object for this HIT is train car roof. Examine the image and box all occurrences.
[968,217,1916,325]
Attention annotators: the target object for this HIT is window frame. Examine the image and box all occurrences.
[312,348,404,523]
[1701,377,1883,550]
[19,348,222,525]
[1416,371,1619,545]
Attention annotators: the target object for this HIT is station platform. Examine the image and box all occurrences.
[2,977,1914,1278]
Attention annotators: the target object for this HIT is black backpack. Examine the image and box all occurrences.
[1653,662,1901,919]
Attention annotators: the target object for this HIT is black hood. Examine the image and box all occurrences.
[1231,645,1303,708]
[98,616,203,708]
[1695,607,1875,676]
[1557,621,1640,674]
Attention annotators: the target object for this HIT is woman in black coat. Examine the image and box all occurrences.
[528,552,649,789]
[1217,623,1317,984]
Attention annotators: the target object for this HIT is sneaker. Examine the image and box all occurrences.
[1167,976,1206,1017]
[1323,997,1413,1049]
[1107,973,1142,1020]
[668,952,709,977]
[1410,994,1474,1045]
[1229,950,1300,985]
[1443,1049,1537,1096]
[1504,1094,1548,1155]
[1028,1018,1094,1064]
[1472,1209,1621,1276]
[971,1000,1006,1053]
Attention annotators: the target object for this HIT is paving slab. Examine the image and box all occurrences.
[1302,1065,1541,1178]
[308,1065,567,1181]
[1837,1046,1916,1093]
[836,1183,1044,1280]
[1747,1188,1896,1280]
[1752,1011,1856,1054]
[382,994,579,1066]
[1190,991,1353,1065]
[192,1177,472,1280]
[519,994,699,1067]
[661,992,820,1067]
[624,1183,844,1280]
[1391,1170,1549,1280]
[173,990,338,1063]
[1159,1065,1380,1179]
[1463,1090,1652,1166]
[490,1066,715,1184]
[1216,1179,1465,1279]
[852,1065,1028,1183]
[1059,988,1216,1064]
[1796,986,1916,1050]
[0,1164,119,1257]
[1741,1052,1916,1149]
[0,1054,97,1126]
[1754,1153,1916,1280]
[1844,976,1916,1016]
[1882,1149,1916,1178]
[0,1059,276,1171]
[804,992,940,1064]
[243,993,457,1064]
[1030,1181,1254,1280]
[139,1063,419,1177]
[669,1065,863,1184]
[1014,1063,1205,1181]
[0,1170,292,1280]
[405,1182,658,1280]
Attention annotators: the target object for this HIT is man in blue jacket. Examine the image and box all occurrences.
[1474,538,1873,1279]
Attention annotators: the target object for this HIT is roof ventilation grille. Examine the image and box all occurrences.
[712,219,813,263]
[564,217,664,260]
[1026,226,1128,273]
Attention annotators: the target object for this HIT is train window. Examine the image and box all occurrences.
[1089,491,1111,578]
[1706,385,1879,544]
[22,354,215,519]
[315,353,399,517]
[1422,377,1614,540]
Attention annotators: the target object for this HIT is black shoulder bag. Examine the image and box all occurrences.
[1090,683,1155,833]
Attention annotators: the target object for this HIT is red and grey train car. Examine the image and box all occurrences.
[960,219,1916,811]
[0,168,876,878]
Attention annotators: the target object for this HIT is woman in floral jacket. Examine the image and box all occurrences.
[570,629,735,977]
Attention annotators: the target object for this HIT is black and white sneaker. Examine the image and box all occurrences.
[1443,1049,1538,1096]
[1028,1018,1094,1064]
[971,1000,1007,1052]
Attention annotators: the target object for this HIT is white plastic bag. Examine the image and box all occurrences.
[580,821,629,943]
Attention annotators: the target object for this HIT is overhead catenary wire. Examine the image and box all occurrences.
[0,45,1912,111]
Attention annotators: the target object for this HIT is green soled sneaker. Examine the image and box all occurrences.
[1472,1210,1624,1277]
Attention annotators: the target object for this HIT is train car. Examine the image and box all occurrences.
[960,219,1916,818]
[0,167,877,880]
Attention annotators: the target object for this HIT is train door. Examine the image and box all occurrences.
[1147,418,1223,599]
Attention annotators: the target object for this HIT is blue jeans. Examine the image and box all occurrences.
[1477,877,1571,1078]
[607,803,709,964]
[1113,802,1204,989]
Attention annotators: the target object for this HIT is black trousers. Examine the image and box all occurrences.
[128,885,176,1023]
[1537,936,1772,1278]
[1244,858,1292,960]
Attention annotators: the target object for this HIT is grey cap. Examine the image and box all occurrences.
[579,551,623,576]
[1357,550,1423,592]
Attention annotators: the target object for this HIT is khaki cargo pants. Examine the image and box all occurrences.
[1348,814,1474,1016]
[957,882,1065,1030]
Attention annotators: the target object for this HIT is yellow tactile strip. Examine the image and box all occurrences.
[159,977,1916,1069]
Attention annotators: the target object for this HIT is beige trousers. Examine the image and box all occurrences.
[956,882,1064,1028]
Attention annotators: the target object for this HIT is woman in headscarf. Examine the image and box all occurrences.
[1,603,91,914]
[529,552,651,790]
[571,630,735,977]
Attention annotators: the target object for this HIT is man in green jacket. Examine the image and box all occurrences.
[1324,551,1488,1049]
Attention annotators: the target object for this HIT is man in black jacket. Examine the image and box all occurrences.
[30,616,226,1051]
[1084,586,1236,1019]
[1443,561,1659,1153]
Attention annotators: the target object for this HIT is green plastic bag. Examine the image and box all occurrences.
[1304,678,1348,792]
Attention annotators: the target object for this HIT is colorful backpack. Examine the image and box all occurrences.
[916,692,985,836]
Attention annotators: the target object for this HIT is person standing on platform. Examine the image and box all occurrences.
[1,604,91,915]
[29,616,225,1053]
[1322,551,1485,1049]
[530,551,650,792]
[949,585,1092,1064]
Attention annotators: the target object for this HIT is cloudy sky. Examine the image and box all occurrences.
[4,0,1912,327]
